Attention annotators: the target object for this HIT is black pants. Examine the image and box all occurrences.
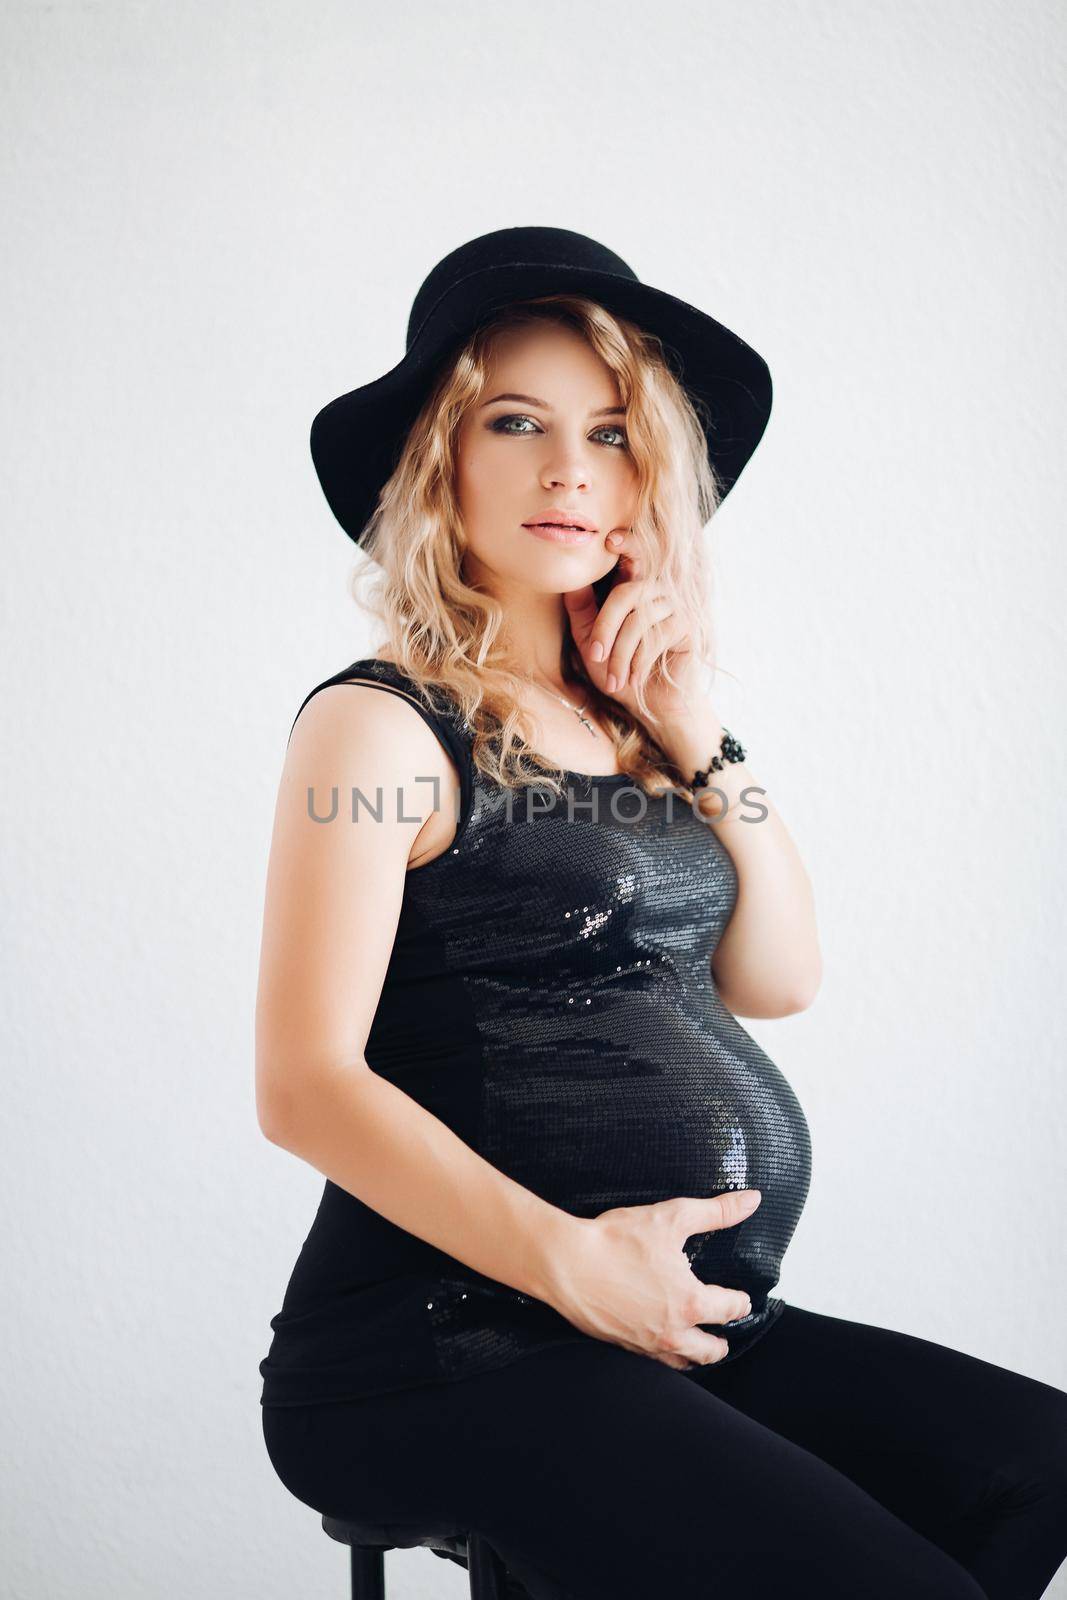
[262,1303,1067,1599]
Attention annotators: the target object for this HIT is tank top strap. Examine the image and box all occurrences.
[287,657,476,843]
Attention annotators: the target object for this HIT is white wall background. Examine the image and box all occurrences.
[3,2,1064,1596]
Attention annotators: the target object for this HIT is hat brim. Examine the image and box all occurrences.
[310,261,772,548]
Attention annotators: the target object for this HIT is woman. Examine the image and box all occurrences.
[256,227,1067,1599]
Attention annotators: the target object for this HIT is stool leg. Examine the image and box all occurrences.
[466,1531,509,1600]
[350,1544,386,1600]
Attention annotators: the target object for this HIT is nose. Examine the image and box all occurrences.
[542,449,591,494]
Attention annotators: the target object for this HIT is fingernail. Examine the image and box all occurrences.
[739,1189,761,1210]
[606,673,616,692]
[591,641,604,661]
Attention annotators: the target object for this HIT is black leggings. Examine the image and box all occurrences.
[261,1303,1067,1600]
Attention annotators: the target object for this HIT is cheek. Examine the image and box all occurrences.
[456,439,494,506]
[456,442,522,523]
[454,451,511,565]
[613,466,638,520]
[453,446,475,511]
[614,452,638,489]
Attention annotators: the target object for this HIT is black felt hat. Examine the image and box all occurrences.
[310,224,773,549]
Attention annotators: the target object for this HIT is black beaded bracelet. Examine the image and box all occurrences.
[691,728,747,790]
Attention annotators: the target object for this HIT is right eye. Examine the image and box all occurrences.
[489,414,541,435]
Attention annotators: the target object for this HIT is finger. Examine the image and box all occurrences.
[561,584,600,652]
[604,601,671,688]
[698,1287,753,1325]
[604,526,644,581]
[621,1341,687,1371]
[673,1331,732,1366]
[670,1190,762,1242]
[587,580,651,672]
[613,1334,702,1372]
[629,611,690,686]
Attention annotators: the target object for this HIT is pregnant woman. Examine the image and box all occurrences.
[255,227,1067,1599]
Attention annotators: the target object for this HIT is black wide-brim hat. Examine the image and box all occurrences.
[310,225,773,549]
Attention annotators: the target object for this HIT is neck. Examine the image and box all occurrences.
[488,588,574,686]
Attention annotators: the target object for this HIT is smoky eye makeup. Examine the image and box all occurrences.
[487,414,628,447]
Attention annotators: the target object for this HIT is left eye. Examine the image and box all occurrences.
[593,426,628,448]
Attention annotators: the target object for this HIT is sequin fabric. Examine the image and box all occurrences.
[259,659,812,1406]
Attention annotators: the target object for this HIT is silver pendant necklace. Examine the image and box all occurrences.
[530,676,601,738]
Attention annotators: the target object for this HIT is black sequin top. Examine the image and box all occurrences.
[259,658,812,1406]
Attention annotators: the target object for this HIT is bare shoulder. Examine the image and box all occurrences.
[282,674,460,867]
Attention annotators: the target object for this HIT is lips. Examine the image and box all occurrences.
[522,511,598,533]
[523,522,597,546]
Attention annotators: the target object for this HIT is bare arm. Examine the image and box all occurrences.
[652,696,822,1018]
[254,682,582,1305]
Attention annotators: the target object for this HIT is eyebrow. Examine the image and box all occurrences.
[480,391,626,418]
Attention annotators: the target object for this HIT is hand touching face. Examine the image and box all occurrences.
[562,527,702,728]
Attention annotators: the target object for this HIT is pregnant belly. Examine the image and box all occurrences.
[480,1003,813,1305]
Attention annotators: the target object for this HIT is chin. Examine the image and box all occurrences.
[527,555,612,593]
[473,544,607,593]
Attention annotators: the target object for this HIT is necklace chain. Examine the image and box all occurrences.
[528,674,600,738]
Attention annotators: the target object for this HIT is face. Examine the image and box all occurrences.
[454,320,637,596]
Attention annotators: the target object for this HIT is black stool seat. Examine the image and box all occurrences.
[321,1513,515,1599]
